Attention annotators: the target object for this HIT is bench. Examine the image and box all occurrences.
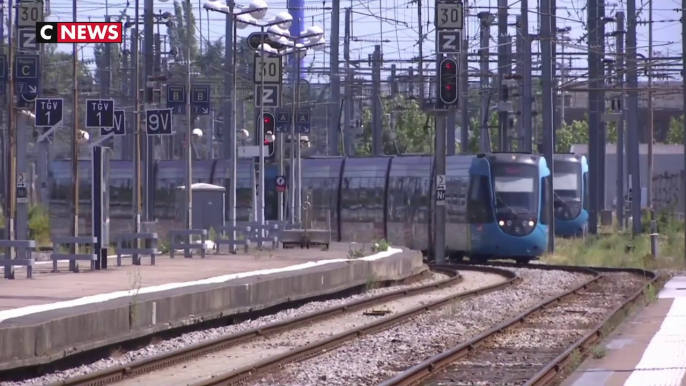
[169,229,208,258]
[115,232,159,265]
[51,236,98,273]
[248,222,280,249]
[215,225,251,254]
[0,240,36,279]
[280,229,331,249]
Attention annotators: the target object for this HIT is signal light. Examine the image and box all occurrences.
[256,112,276,160]
[438,58,459,105]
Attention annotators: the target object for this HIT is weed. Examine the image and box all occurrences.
[364,273,379,291]
[27,204,50,247]
[372,239,390,253]
[542,217,685,269]
[569,348,582,368]
[157,238,170,254]
[348,242,365,259]
[592,346,606,359]
[208,227,217,243]
[645,283,657,303]
[127,267,142,327]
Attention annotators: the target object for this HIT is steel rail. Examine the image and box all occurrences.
[524,269,665,386]
[379,265,660,386]
[50,266,463,386]
[190,266,520,386]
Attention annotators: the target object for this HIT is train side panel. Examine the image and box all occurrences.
[339,157,391,243]
[386,156,433,252]
[445,156,473,253]
[300,157,344,241]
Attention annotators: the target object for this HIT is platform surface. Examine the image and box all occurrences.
[0,242,360,311]
[561,276,686,386]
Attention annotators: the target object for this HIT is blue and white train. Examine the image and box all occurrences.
[553,154,589,237]
[46,152,586,263]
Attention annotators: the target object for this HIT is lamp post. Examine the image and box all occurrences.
[259,26,325,225]
[204,0,324,243]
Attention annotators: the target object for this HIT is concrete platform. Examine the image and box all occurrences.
[0,243,425,370]
[562,276,686,386]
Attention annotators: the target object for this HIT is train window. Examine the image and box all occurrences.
[582,172,589,210]
[467,175,494,224]
[540,176,551,225]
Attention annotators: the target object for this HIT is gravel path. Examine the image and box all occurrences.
[252,267,592,386]
[118,270,506,386]
[2,272,450,386]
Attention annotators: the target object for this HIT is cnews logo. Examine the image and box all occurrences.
[36,22,123,44]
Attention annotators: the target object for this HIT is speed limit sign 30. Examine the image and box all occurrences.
[18,1,44,28]
[435,1,464,30]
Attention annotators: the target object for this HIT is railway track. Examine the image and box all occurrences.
[44,266,516,386]
[380,264,663,386]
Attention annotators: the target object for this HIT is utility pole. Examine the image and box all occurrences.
[4,0,15,272]
[0,2,5,217]
[459,38,469,153]
[497,0,508,152]
[121,19,132,160]
[416,0,423,102]
[447,105,456,155]
[598,3,607,211]
[647,0,657,245]
[478,12,492,153]
[343,8,353,156]
[615,12,626,230]
[587,0,599,234]
[371,45,382,155]
[626,0,642,234]
[434,54,446,264]
[184,0,193,230]
[102,15,113,150]
[224,8,236,239]
[71,0,80,248]
[329,0,341,156]
[133,1,142,237]
[540,0,555,251]
[143,0,155,221]
[519,0,532,152]
[682,0,686,260]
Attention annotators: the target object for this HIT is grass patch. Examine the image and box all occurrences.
[543,218,685,269]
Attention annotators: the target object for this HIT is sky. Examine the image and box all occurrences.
[19,0,686,85]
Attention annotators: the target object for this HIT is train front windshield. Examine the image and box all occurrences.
[491,164,538,216]
[553,162,581,202]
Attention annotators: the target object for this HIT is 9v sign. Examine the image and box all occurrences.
[146,109,173,135]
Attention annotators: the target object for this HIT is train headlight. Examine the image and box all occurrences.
[528,221,534,227]
[498,220,505,226]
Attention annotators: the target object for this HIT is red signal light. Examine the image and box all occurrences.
[264,117,272,124]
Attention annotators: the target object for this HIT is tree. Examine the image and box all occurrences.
[167,0,199,67]
[666,115,683,144]
[356,96,432,155]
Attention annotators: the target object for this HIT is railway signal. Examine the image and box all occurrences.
[257,112,276,160]
[438,58,458,105]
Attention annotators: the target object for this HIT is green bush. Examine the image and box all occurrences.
[28,204,50,246]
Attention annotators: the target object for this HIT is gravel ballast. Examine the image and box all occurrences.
[2,272,450,386]
[252,267,592,386]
